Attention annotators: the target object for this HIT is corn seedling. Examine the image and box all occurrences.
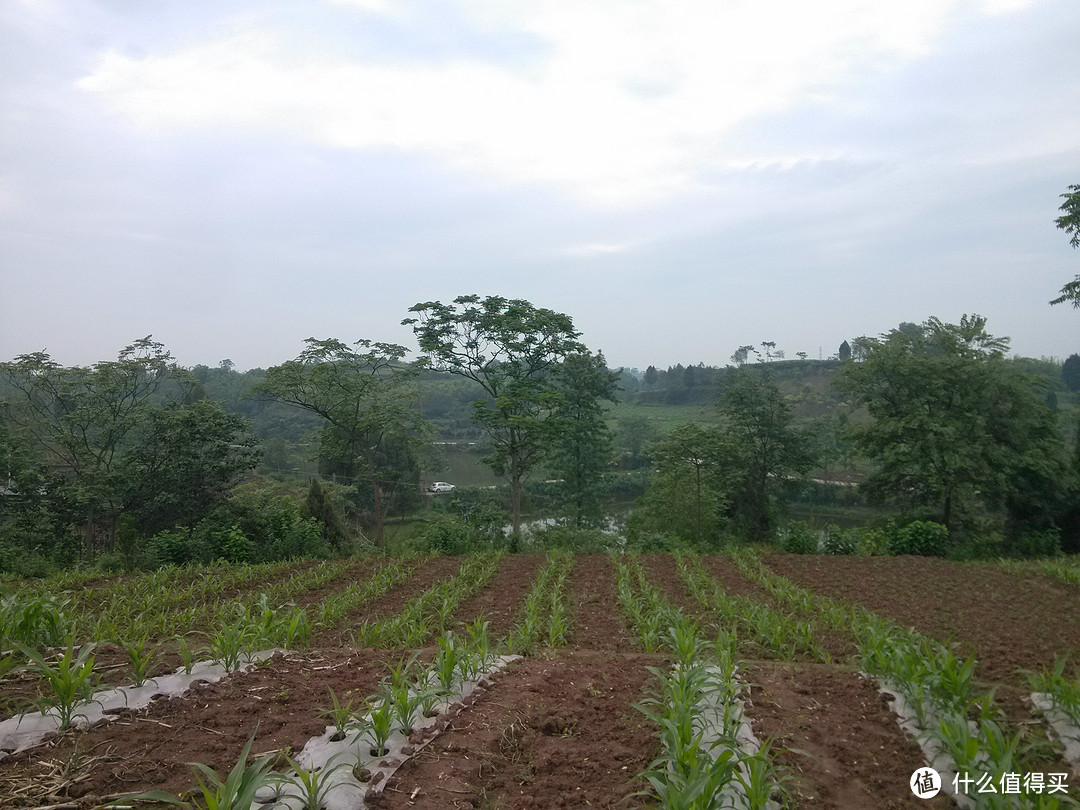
[1024,655,1080,726]
[318,688,362,742]
[121,733,277,810]
[174,634,202,675]
[360,698,395,757]
[273,755,350,810]
[21,641,99,731]
[120,636,161,687]
[207,620,255,671]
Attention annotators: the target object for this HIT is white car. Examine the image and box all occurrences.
[427,481,455,493]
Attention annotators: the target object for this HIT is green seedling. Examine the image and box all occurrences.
[121,636,161,687]
[21,641,98,732]
[208,620,254,672]
[174,634,202,675]
[318,688,361,742]
[120,733,276,810]
[361,698,395,757]
[433,632,460,694]
[273,756,349,810]
[386,681,425,736]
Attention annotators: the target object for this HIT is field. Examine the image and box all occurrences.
[1,552,1079,809]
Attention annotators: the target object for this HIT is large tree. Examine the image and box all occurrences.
[547,350,619,529]
[404,295,586,537]
[1050,183,1080,307]
[0,337,171,552]
[630,423,731,547]
[122,399,261,537]
[717,366,815,540]
[838,315,1069,538]
[256,338,428,546]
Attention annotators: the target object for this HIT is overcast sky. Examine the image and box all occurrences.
[1,0,1078,372]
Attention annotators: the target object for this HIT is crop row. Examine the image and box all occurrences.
[506,551,575,653]
[730,550,1072,810]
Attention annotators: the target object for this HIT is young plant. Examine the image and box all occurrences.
[273,755,349,810]
[121,636,162,687]
[174,634,202,675]
[21,641,98,732]
[361,698,395,757]
[318,688,361,742]
[207,620,254,671]
[122,734,276,809]
[433,632,460,694]
[386,681,425,736]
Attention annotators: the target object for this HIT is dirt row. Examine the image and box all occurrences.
[2,553,1077,808]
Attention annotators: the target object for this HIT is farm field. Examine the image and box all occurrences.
[1,553,1078,809]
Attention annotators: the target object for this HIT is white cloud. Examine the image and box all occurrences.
[77,0,1035,206]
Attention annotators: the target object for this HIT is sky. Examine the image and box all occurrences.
[1,0,1078,372]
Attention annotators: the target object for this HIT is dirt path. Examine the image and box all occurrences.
[449,554,543,640]
[565,555,635,651]
[369,651,660,810]
[746,661,954,809]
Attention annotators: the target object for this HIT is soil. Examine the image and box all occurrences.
[746,661,953,809]
[1,553,1077,808]
[764,553,1080,685]
[447,554,544,640]
[367,651,661,810]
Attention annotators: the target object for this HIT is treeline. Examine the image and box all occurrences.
[628,316,1080,558]
[2,306,1078,573]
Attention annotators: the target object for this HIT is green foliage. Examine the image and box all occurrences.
[547,351,619,528]
[21,641,99,731]
[0,593,71,649]
[256,337,430,547]
[405,295,587,537]
[718,367,817,541]
[1050,184,1080,307]
[820,524,856,555]
[122,734,277,810]
[780,520,818,554]
[839,315,1072,538]
[410,516,477,555]
[890,520,949,556]
[629,423,730,548]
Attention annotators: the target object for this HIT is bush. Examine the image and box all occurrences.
[890,520,948,556]
[528,526,613,553]
[781,521,818,554]
[410,517,477,555]
[821,524,856,555]
[853,526,890,556]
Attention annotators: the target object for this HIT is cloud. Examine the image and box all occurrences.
[76,0,1037,206]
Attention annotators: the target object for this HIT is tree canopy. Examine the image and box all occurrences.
[1050,183,1080,307]
[404,295,587,537]
[838,315,1070,540]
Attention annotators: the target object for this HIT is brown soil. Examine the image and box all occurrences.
[3,553,1077,808]
[368,651,661,810]
[764,553,1080,684]
[0,647,402,807]
[747,661,953,809]
[449,554,544,640]
[565,555,635,651]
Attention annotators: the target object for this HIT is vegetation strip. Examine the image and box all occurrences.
[734,550,1068,809]
[0,649,282,759]
[615,553,785,808]
[504,551,575,654]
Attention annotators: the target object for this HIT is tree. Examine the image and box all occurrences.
[547,351,619,528]
[256,338,428,546]
[644,365,658,387]
[404,295,586,537]
[616,413,660,469]
[631,423,730,547]
[837,315,1070,539]
[0,337,172,552]
[838,340,852,361]
[717,367,815,540]
[122,399,261,537]
[1049,184,1080,307]
[1063,354,1080,393]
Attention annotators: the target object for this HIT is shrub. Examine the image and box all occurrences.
[821,524,856,556]
[890,520,948,556]
[781,521,818,554]
[853,526,890,556]
[410,517,476,555]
